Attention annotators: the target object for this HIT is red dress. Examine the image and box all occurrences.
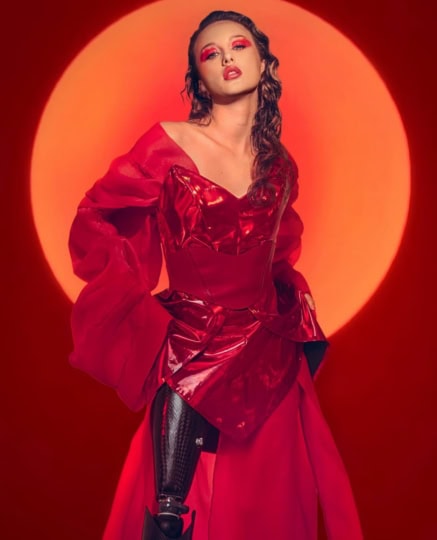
[69,123,363,539]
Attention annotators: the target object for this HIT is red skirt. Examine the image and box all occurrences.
[102,352,363,540]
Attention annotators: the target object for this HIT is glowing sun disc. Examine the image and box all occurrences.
[30,0,410,337]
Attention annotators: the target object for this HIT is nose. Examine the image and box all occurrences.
[222,51,234,65]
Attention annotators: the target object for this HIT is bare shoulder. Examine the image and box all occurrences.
[161,120,206,145]
[160,121,192,143]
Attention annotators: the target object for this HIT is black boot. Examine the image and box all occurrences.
[142,507,196,540]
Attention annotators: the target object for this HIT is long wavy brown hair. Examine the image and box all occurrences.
[182,10,297,206]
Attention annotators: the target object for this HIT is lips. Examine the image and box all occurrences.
[223,66,242,80]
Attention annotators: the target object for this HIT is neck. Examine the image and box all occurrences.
[205,93,258,155]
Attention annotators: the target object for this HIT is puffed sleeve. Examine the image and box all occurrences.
[68,133,172,411]
[272,172,312,295]
[272,160,328,377]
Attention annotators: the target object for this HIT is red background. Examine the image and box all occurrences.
[2,1,436,538]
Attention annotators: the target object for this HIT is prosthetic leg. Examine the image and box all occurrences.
[142,383,218,540]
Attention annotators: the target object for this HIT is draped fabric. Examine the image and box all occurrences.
[68,123,363,539]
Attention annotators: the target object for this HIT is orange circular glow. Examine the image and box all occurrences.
[31,0,410,337]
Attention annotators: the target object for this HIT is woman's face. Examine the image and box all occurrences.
[193,20,265,101]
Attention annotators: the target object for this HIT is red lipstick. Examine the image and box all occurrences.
[223,66,242,80]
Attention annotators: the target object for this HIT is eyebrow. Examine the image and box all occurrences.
[200,34,250,51]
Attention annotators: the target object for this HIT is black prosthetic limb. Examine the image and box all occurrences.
[142,383,218,540]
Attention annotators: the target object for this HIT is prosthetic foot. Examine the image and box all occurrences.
[142,506,195,540]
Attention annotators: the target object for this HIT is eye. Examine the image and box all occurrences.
[200,47,219,62]
[232,38,252,50]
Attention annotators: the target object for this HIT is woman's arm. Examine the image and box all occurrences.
[68,135,172,411]
[272,172,316,310]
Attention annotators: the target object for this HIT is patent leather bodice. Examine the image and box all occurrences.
[157,164,289,310]
[158,164,289,255]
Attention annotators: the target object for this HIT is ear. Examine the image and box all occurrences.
[260,59,266,75]
[198,79,210,96]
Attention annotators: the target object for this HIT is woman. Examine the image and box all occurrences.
[68,10,363,540]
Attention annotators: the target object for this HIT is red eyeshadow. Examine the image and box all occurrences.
[232,38,252,47]
[200,47,217,62]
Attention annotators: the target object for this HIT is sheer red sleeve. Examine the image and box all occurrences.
[68,132,172,411]
[272,162,312,296]
[272,160,328,377]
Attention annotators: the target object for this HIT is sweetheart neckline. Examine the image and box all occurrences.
[156,122,250,202]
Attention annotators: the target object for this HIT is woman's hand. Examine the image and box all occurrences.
[304,293,315,310]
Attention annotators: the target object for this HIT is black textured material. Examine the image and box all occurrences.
[303,340,329,377]
[142,507,196,540]
[151,383,218,502]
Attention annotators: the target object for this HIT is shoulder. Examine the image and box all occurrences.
[131,122,165,154]
[128,121,184,166]
[160,120,183,135]
[127,121,198,177]
[276,144,299,206]
[160,120,197,147]
[280,144,299,181]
